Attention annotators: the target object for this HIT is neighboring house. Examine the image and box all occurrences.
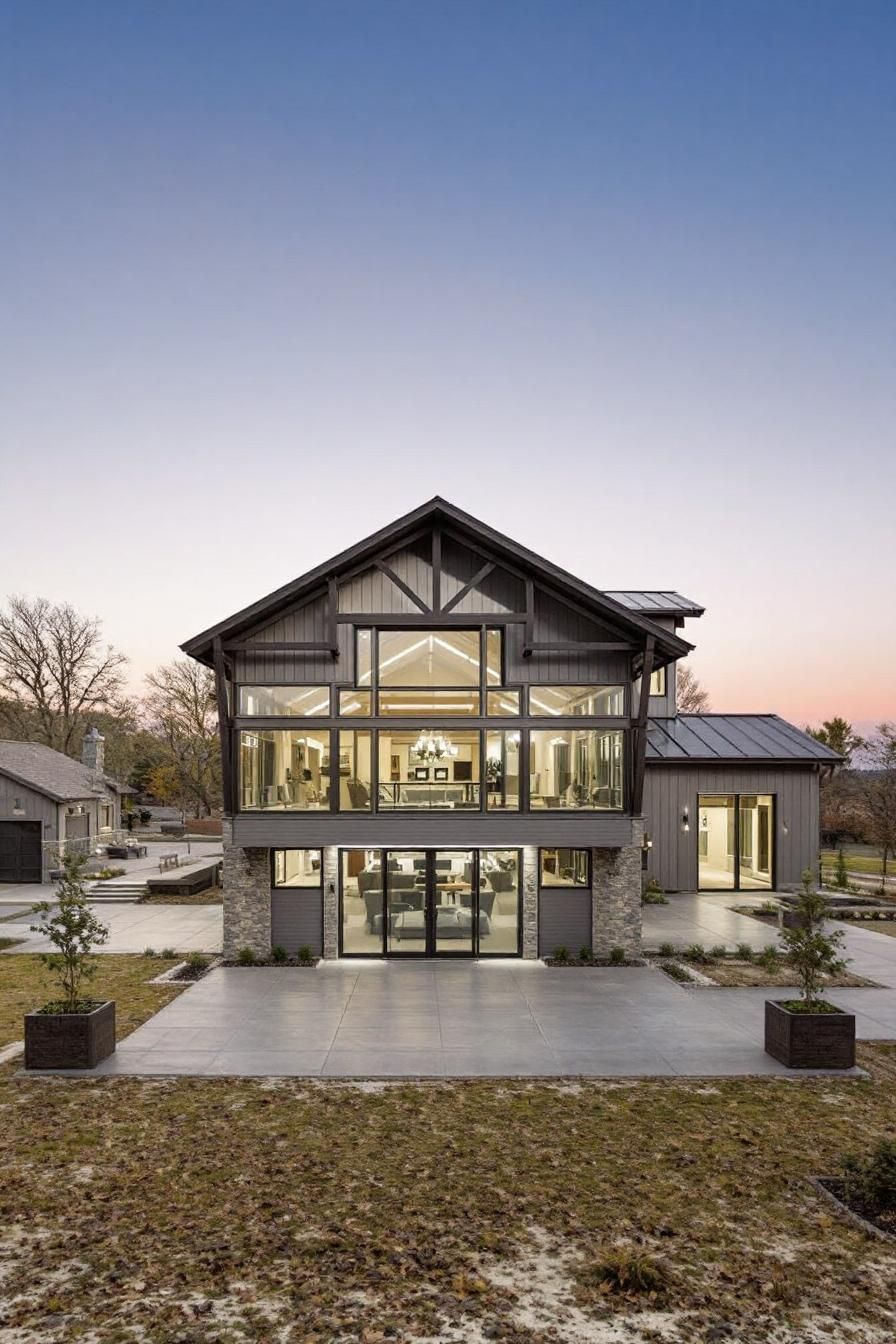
[182,497,840,961]
[0,729,128,883]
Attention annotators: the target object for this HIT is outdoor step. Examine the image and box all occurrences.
[85,881,148,902]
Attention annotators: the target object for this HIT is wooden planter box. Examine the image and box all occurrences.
[24,1001,116,1070]
[764,999,855,1069]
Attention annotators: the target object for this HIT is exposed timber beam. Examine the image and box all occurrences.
[374,559,431,613]
[441,561,496,615]
[631,635,655,814]
[212,637,233,815]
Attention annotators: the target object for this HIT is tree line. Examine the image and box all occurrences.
[0,596,220,818]
[807,717,896,884]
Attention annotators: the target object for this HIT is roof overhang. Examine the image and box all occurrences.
[181,496,692,667]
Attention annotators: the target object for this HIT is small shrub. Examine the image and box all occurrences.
[835,848,849,890]
[271,944,288,964]
[683,943,709,964]
[588,1246,670,1295]
[779,870,849,1010]
[609,946,626,965]
[735,942,755,962]
[30,851,110,1013]
[297,945,314,964]
[143,946,156,958]
[758,900,779,915]
[757,945,783,972]
[658,941,676,958]
[662,962,693,983]
[841,1139,896,1221]
[579,946,592,963]
[642,877,668,905]
[709,944,728,960]
[139,809,152,825]
[160,947,175,960]
[184,951,207,971]
[552,946,569,963]
[237,947,256,966]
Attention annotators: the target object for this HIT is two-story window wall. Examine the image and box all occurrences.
[236,627,630,813]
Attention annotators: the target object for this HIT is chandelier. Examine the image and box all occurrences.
[413,731,458,763]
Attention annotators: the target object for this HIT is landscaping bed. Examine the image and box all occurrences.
[141,886,223,906]
[1,1045,896,1342]
[697,959,873,989]
[544,953,646,968]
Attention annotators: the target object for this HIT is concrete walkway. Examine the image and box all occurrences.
[2,901,222,954]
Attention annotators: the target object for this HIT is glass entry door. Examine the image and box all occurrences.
[385,850,475,955]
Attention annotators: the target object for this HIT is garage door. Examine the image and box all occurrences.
[0,821,43,884]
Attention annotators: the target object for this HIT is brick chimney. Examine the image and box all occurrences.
[82,726,105,779]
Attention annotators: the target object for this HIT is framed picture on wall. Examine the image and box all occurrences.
[433,766,449,781]
[414,766,430,780]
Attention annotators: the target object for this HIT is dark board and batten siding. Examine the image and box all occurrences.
[232,594,351,685]
[643,765,820,891]
[233,814,634,849]
[538,890,591,958]
[0,777,58,880]
[270,890,323,957]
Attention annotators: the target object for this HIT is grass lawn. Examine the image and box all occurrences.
[821,849,893,880]
[836,919,896,940]
[1,1050,896,1342]
[141,886,223,906]
[0,954,184,1049]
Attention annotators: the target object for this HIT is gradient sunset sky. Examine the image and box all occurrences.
[2,1,893,733]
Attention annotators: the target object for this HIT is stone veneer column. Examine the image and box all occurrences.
[221,819,271,959]
[322,846,339,959]
[522,846,538,959]
[591,820,644,959]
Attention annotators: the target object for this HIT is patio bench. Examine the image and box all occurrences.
[159,853,180,872]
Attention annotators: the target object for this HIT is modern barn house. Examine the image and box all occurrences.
[182,498,839,961]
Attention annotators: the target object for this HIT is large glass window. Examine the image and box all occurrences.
[239,730,330,810]
[528,686,624,716]
[529,729,624,809]
[339,690,371,716]
[378,630,480,686]
[480,850,520,954]
[273,850,322,887]
[238,686,331,716]
[379,690,480,716]
[485,731,520,810]
[356,630,372,686]
[339,731,372,811]
[650,668,667,695]
[487,690,520,716]
[486,629,503,685]
[540,849,590,886]
[377,729,481,809]
[341,849,383,954]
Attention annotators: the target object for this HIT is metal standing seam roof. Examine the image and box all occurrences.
[0,740,122,801]
[645,715,843,763]
[604,591,705,617]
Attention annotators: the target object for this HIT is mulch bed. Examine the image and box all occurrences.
[222,958,320,969]
[544,957,646,968]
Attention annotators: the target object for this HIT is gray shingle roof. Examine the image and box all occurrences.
[646,715,842,763]
[604,591,705,617]
[0,740,121,801]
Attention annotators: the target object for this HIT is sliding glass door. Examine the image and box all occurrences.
[697,794,774,891]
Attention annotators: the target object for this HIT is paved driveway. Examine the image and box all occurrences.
[88,955,882,1079]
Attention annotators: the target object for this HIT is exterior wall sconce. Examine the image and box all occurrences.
[12,798,25,816]
[642,833,653,850]
[681,807,690,833]
[782,819,789,835]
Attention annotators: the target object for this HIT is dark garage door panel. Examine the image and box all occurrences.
[270,890,323,956]
[0,821,43,883]
[538,890,591,957]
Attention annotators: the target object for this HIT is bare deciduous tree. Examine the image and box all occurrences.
[676,663,710,713]
[0,596,128,756]
[863,722,896,890]
[143,659,221,818]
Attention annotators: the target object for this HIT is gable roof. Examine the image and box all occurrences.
[645,715,843,764]
[181,496,692,664]
[0,740,122,802]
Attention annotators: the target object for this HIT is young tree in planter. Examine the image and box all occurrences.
[31,851,110,1012]
[778,870,848,1012]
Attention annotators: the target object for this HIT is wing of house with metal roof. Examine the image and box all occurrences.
[604,591,705,618]
[645,715,842,764]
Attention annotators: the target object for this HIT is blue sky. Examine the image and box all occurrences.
[1,1,893,728]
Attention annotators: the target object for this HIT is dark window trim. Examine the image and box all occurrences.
[270,848,324,889]
[338,846,522,958]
